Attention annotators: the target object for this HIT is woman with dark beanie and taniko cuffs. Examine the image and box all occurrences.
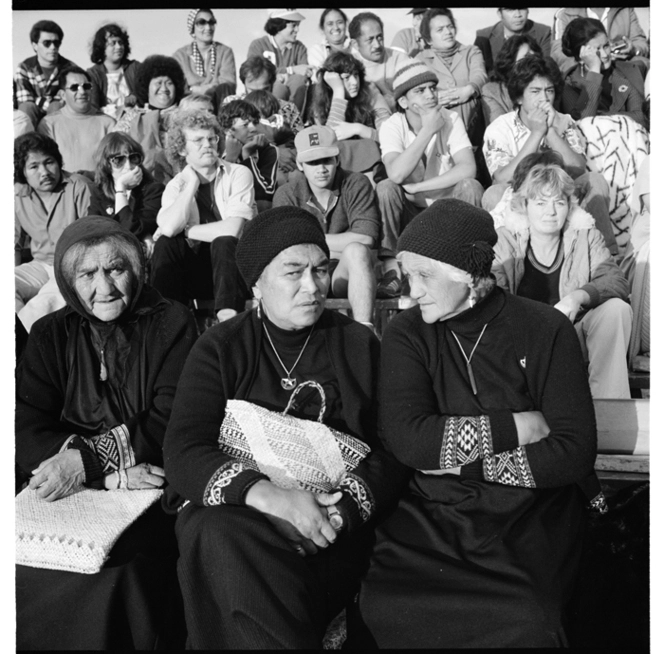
[353,198,606,648]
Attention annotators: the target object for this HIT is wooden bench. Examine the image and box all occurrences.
[595,398,649,482]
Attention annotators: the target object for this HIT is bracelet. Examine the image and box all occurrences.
[118,469,129,490]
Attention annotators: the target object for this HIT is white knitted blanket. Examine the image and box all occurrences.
[16,488,163,575]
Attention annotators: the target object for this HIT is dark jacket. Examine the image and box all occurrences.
[88,174,164,238]
[87,60,140,111]
[381,287,597,489]
[163,308,408,532]
[475,19,551,75]
[561,60,646,129]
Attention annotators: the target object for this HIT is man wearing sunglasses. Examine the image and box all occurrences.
[38,66,116,174]
[14,20,77,130]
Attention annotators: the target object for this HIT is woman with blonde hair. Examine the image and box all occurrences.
[492,162,631,398]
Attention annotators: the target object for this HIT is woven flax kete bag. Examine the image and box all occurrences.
[218,381,371,493]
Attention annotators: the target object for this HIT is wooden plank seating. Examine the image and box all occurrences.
[595,398,649,482]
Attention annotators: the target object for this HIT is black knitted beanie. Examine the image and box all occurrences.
[236,206,331,288]
[397,199,498,278]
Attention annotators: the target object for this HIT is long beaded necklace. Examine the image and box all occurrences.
[262,320,315,391]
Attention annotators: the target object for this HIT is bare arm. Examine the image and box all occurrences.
[384,108,447,184]
[402,146,476,194]
[156,166,200,237]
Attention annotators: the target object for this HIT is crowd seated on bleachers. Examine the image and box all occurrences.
[14,7,650,650]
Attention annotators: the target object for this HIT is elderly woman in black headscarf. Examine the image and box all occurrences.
[162,206,407,648]
[16,217,197,650]
[354,199,604,648]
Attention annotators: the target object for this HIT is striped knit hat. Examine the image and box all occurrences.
[398,199,497,279]
[392,60,438,102]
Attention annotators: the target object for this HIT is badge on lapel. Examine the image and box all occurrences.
[618,84,629,93]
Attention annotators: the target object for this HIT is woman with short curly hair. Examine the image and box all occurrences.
[88,132,164,238]
[87,23,140,119]
[113,55,187,184]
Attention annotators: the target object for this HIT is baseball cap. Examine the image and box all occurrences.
[268,9,306,22]
[294,126,339,163]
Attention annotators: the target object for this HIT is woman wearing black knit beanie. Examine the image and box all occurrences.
[353,198,604,648]
[162,206,407,648]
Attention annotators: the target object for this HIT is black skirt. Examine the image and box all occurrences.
[16,502,185,650]
[357,473,586,649]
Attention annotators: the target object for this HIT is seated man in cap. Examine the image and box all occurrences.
[391,8,429,58]
[247,9,312,110]
[150,109,256,323]
[37,66,115,173]
[273,125,379,330]
[375,60,484,298]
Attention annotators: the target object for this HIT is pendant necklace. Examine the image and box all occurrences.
[262,321,315,390]
[449,323,488,395]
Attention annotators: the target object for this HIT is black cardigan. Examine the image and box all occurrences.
[380,287,598,489]
[16,297,197,476]
[87,60,140,111]
[163,308,408,532]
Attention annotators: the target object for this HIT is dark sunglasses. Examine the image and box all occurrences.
[108,153,143,168]
[195,18,216,27]
[40,39,61,49]
[65,83,92,92]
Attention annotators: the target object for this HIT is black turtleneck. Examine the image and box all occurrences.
[249,309,347,434]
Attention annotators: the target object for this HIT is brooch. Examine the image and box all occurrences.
[106,207,114,215]
[618,84,629,93]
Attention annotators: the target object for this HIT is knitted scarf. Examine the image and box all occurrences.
[433,41,461,69]
[188,8,217,79]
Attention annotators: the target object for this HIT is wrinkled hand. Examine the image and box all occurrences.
[420,105,447,135]
[323,70,345,94]
[513,410,550,445]
[245,480,341,556]
[241,133,269,159]
[554,292,585,322]
[332,120,359,140]
[103,463,166,490]
[115,165,143,192]
[29,450,85,502]
[579,43,602,73]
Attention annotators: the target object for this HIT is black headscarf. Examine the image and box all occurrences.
[53,217,168,433]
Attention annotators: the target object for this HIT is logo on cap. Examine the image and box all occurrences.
[309,133,320,146]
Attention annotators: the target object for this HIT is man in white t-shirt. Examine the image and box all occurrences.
[375,60,483,296]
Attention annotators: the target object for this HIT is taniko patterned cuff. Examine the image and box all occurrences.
[440,415,493,469]
[482,447,536,488]
[63,425,135,474]
[339,473,375,523]
[589,491,609,515]
[204,461,248,506]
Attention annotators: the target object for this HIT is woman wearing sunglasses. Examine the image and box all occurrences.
[88,132,164,239]
[173,9,237,100]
